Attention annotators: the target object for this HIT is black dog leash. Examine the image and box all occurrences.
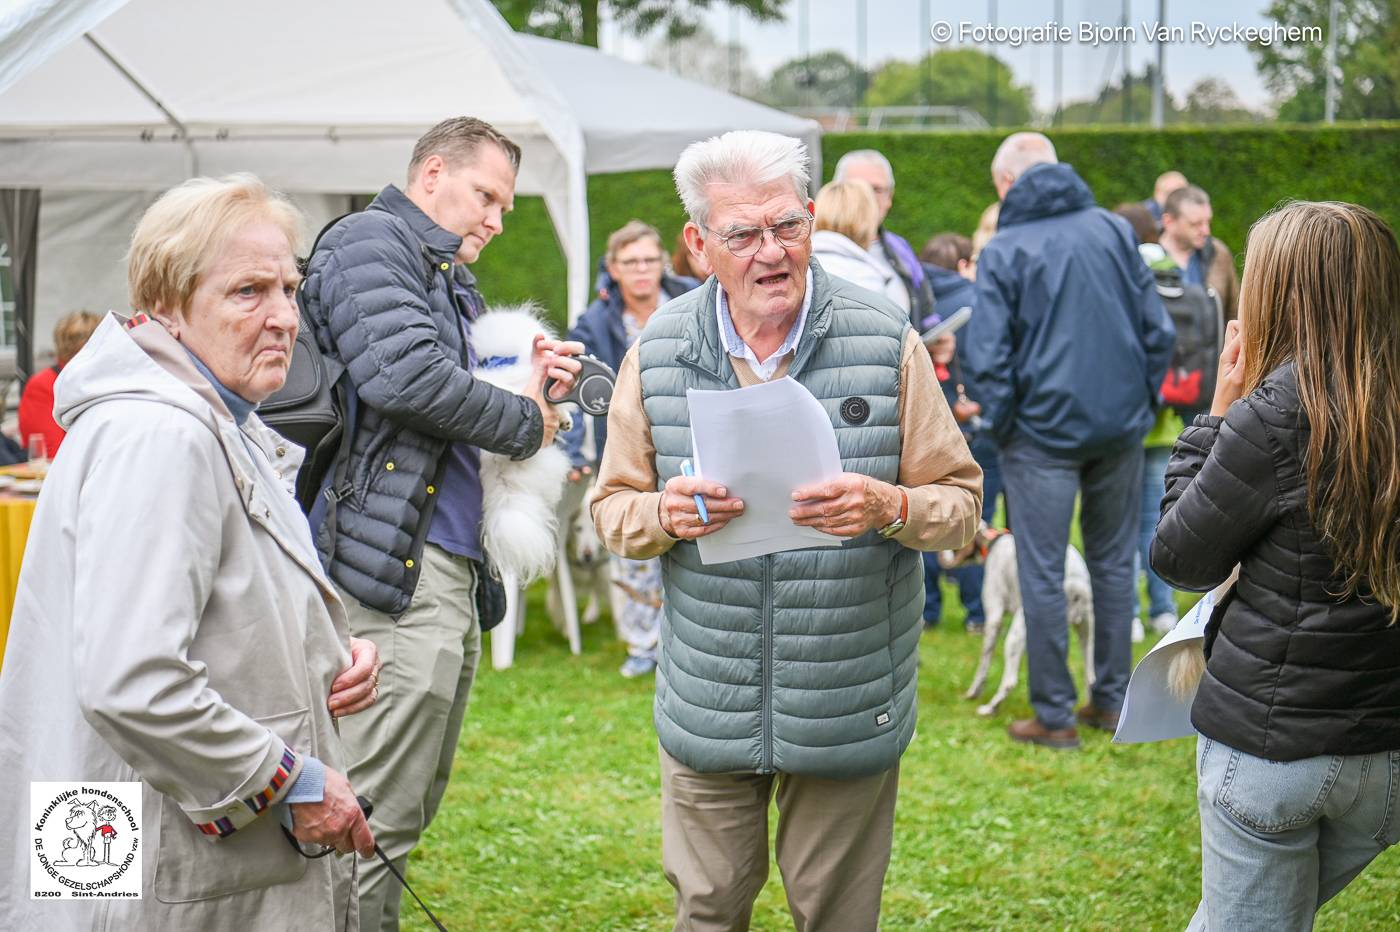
[358,796,449,932]
[281,795,449,931]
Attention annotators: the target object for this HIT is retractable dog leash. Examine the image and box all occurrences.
[545,353,617,417]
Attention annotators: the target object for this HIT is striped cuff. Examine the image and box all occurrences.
[195,747,299,838]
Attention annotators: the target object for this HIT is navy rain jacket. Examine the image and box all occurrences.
[922,263,976,329]
[963,162,1175,455]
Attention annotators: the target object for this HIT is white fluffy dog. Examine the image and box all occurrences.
[469,304,571,584]
[963,533,1096,717]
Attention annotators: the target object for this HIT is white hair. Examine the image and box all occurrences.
[833,149,895,189]
[673,130,810,227]
[991,132,1058,184]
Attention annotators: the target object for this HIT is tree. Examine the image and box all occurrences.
[1251,0,1400,121]
[643,23,762,98]
[1056,64,1180,126]
[862,49,1033,127]
[1182,77,1262,124]
[492,0,787,50]
[760,50,865,109]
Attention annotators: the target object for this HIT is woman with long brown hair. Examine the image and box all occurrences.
[1151,200,1400,929]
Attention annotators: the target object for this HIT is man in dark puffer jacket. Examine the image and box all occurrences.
[301,117,581,932]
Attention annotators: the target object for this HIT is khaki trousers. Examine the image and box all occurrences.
[338,544,481,932]
[660,746,899,932]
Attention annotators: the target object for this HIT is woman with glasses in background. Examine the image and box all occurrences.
[564,220,700,678]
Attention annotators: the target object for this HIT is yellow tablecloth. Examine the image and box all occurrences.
[0,496,38,675]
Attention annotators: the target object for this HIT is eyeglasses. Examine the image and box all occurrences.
[615,256,664,271]
[702,216,813,257]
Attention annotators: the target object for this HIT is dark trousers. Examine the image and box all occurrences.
[1000,436,1143,730]
[923,438,1002,626]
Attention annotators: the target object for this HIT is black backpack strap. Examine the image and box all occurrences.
[297,212,355,276]
[317,374,356,560]
[302,209,358,554]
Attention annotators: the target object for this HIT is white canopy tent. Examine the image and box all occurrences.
[0,0,821,370]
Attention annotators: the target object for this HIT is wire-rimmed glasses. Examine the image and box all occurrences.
[702,216,813,257]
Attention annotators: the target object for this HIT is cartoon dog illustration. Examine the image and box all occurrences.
[60,799,102,866]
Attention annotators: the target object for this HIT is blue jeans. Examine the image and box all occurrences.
[1137,445,1175,618]
[922,438,1001,627]
[1187,735,1400,931]
[999,436,1142,729]
[922,551,983,626]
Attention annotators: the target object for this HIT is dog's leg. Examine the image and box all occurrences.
[965,590,1003,700]
[980,609,1027,716]
[1081,608,1096,691]
[544,576,564,632]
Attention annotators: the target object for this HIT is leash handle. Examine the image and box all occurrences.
[358,796,450,932]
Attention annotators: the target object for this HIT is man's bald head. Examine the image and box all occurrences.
[1153,171,1188,207]
[991,132,1058,200]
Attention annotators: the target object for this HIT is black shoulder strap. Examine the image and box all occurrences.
[297,212,356,276]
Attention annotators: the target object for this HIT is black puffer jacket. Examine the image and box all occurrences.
[303,185,543,615]
[1151,362,1400,760]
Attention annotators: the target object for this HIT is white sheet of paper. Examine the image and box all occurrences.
[1112,590,1218,744]
[687,377,844,565]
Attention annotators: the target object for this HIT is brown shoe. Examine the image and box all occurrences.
[1007,718,1081,750]
[1076,704,1121,733]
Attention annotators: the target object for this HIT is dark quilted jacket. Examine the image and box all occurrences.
[1151,362,1400,760]
[302,185,543,615]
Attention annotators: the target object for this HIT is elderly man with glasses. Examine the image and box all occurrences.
[591,130,982,931]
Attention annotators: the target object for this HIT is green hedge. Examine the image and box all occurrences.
[473,124,1400,329]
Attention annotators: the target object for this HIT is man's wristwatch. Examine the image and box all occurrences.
[877,486,909,539]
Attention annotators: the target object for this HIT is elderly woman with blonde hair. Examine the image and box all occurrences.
[0,174,379,931]
[810,179,911,314]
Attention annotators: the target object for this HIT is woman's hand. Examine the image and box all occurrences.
[328,637,379,718]
[290,766,375,857]
[1210,320,1247,417]
[952,397,982,423]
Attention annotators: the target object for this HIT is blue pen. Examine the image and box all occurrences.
[680,459,709,525]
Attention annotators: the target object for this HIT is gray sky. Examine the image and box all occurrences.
[600,1,1308,114]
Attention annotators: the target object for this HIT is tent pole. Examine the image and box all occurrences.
[84,35,199,176]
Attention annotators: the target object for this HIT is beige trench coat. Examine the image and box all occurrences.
[0,315,359,931]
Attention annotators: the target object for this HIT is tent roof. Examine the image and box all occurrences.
[516,34,820,177]
[0,0,577,192]
[0,0,819,321]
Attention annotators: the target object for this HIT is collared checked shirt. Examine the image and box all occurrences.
[715,268,814,381]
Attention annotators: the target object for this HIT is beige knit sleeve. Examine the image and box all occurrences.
[589,343,679,560]
[891,329,983,551]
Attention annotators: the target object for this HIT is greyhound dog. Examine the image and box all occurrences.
[959,531,1096,717]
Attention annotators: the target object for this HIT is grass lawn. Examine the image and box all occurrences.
[399,582,1400,930]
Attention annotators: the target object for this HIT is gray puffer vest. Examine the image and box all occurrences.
[641,260,922,780]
